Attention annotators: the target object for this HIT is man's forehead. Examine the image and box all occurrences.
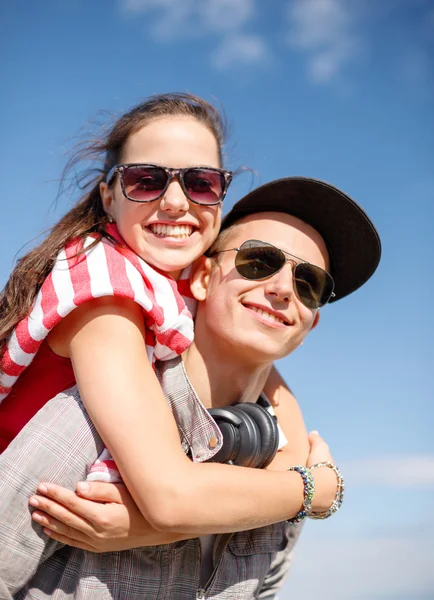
[220,211,330,268]
[227,212,319,242]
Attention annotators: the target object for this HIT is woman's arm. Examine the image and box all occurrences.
[27,370,315,551]
[48,296,334,534]
[29,431,335,552]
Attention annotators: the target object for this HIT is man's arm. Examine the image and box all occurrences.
[0,386,104,595]
[263,365,310,467]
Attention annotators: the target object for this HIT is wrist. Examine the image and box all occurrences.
[310,464,337,512]
[286,466,315,524]
[309,462,344,518]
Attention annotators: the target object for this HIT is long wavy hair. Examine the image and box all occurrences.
[0,93,227,362]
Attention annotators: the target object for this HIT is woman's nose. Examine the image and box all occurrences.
[159,179,190,213]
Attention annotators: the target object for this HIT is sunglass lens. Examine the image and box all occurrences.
[183,169,226,205]
[294,263,334,308]
[236,246,284,279]
[122,166,167,201]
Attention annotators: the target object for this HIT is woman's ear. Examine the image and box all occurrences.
[189,256,214,301]
[99,181,114,215]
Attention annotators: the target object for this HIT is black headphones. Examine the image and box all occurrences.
[207,401,279,469]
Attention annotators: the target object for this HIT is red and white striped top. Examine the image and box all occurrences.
[0,224,194,401]
[0,225,195,480]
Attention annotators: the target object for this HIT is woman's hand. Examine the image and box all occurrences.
[29,482,192,552]
[306,430,338,513]
[306,430,334,466]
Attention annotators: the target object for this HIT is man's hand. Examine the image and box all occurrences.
[29,482,192,552]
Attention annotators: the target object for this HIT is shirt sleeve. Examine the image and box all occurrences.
[0,386,104,596]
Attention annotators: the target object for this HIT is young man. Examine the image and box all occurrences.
[0,177,380,599]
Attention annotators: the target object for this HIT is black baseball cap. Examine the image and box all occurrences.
[220,177,381,302]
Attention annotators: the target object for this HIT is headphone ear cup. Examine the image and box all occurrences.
[235,403,279,469]
[208,406,261,467]
[228,406,261,468]
[207,407,241,464]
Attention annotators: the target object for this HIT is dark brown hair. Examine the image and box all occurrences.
[0,93,227,361]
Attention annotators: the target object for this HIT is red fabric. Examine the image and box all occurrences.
[0,339,75,453]
[0,226,194,399]
[0,236,197,481]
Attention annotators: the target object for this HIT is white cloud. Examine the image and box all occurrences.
[199,0,255,34]
[211,33,269,71]
[117,0,268,69]
[119,0,259,42]
[286,0,363,84]
[121,0,179,14]
[340,455,434,487]
[121,0,198,42]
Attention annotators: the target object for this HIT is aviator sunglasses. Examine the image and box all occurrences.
[106,163,233,206]
[212,239,335,309]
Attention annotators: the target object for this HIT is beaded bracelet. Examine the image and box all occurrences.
[308,462,345,520]
[287,465,315,524]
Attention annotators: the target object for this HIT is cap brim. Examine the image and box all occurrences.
[220,177,381,302]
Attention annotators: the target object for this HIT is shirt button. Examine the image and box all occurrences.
[195,449,205,459]
[208,436,218,449]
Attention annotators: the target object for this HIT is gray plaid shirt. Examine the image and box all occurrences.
[0,358,301,600]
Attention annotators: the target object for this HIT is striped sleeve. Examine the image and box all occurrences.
[0,234,194,403]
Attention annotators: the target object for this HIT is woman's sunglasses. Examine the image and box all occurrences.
[212,239,335,309]
[106,163,233,206]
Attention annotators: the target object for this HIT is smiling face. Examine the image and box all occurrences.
[100,115,223,279]
[191,212,330,364]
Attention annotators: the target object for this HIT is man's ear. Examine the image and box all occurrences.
[99,181,114,216]
[189,256,214,301]
[310,310,321,331]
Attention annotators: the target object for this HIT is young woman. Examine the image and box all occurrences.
[0,93,229,480]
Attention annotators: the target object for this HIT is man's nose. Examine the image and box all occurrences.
[263,261,295,302]
[159,178,190,213]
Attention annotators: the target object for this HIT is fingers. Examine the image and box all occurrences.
[308,430,327,447]
[307,430,334,467]
[31,509,90,543]
[29,494,93,537]
[76,481,126,504]
[308,429,322,445]
[35,483,97,519]
[42,528,99,553]
[30,483,111,530]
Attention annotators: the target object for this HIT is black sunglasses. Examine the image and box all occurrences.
[106,163,233,206]
[212,239,335,309]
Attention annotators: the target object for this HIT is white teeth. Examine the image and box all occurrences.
[249,306,285,325]
[149,224,193,238]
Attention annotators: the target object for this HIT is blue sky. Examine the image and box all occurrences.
[1,1,433,597]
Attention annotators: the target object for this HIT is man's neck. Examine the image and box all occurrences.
[183,339,272,410]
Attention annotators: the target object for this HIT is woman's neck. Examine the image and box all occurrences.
[183,340,272,409]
